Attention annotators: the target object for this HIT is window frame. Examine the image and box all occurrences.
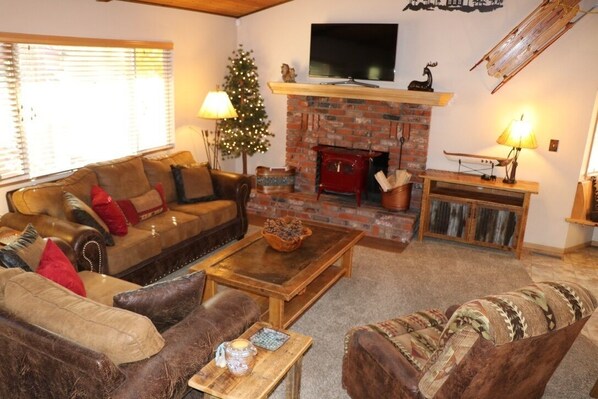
[0,32,174,187]
[585,92,598,177]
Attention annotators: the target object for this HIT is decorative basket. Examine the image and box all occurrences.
[262,227,312,252]
[381,182,412,212]
[256,166,296,194]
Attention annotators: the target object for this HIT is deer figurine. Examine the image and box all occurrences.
[408,61,438,92]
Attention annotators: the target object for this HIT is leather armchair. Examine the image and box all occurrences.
[342,281,596,399]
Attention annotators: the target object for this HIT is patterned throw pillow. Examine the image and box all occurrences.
[171,163,216,204]
[0,224,45,271]
[90,185,128,236]
[116,183,168,226]
[36,239,86,297]
[113,270,206,332]
[63,191,114,246]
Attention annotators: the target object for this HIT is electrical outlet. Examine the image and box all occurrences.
[549,139,559,152]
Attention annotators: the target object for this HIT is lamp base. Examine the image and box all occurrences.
[503,155,519,185]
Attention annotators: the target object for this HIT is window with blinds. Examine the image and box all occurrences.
[586,97,598,176]
[0,34,174,182]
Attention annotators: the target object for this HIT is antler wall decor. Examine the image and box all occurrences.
[471,0,594,94]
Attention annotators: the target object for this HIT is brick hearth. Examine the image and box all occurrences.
[247,94,433,242]
[247,191,419,242]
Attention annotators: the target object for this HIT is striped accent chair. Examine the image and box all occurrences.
[342,281,596,399]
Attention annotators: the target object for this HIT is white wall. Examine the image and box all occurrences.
[237,0,598,250]
[0,0,236,214]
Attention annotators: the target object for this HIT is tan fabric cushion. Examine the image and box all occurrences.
[78,271,141,306]
[168,151,196,165]
[88,155,151,200]
[134,210,202,249]
[170,200,237,231]
[59,168,99,206]
[10,168,98,218]
[142,157,178,203]
[105,227,162,275]
[0,267,24,307]
[4,272,164,365]
[10,183,65,218]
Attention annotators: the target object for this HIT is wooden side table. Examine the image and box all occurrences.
[188,322,312,399]
[418,169,539,259]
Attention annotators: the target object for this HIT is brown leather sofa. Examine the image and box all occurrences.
[0,238,261,399]
[1,151,251,285]
[342,281,597,399]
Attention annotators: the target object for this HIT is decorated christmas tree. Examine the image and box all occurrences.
[219,46,274,174]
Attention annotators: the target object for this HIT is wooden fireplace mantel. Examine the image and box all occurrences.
[268,82,453,106]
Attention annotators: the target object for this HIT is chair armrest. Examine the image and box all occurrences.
[113,289,261,399]
[0,212,107,273]
[0,308,125,398]
[445,304,461,320]
[343,328,422,397]
[211,170,252,233]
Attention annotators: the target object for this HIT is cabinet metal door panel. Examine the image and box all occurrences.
[428,199,470,239]
[473,206,520,248]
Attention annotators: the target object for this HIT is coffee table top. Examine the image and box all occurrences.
[191,220,364,301]
[188,322,312,399]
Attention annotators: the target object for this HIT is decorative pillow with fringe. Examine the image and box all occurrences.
[0,224,44,271]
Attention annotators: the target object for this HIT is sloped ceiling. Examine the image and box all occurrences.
[97,0,292,18]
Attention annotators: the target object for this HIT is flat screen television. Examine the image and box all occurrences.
[309,23,398,84]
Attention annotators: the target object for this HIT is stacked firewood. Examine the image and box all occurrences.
[375,170,412,192]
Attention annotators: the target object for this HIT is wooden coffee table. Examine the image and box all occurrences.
[188,322,312,399]
[190,220,364,329]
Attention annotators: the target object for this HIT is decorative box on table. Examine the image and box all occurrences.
[256,166,296,194]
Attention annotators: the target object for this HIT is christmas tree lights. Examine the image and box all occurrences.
[219,46,274,174]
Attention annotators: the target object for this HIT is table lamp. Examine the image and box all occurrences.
[197,90,238,169]
[496,114,537,184]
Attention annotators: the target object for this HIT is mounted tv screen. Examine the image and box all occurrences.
[309,23,398,82]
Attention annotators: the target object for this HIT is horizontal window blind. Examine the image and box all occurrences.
[0,43,25,180]
[587,115,598,176]
[0,34,174,181]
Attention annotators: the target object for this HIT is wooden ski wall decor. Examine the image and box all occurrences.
[471,0,588,94]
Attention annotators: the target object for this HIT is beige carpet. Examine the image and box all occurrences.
[264,238,598,399]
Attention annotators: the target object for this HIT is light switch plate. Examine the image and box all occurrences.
[549,139,559,152]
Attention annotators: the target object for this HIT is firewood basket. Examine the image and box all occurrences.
[381,182,412,212]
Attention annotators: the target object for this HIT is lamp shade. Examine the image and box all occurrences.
[197,91,238,120]
[496,117,538,149]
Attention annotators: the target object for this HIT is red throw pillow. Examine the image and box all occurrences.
[116,183,168,226]
[91,185,128,236]
[36,240,86,297]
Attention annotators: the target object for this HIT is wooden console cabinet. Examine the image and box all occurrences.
[418,170,539,259]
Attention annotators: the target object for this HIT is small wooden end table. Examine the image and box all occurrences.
[188,322,312,399]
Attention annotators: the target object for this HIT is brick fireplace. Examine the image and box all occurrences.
[248,92,434,242]
[286,95,431,208]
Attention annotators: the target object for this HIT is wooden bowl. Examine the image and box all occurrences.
[262,227,312,252]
